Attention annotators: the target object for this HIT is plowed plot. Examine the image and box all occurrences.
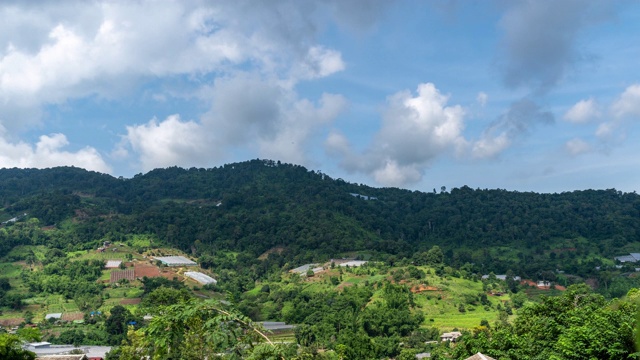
[111,269,135,283]
[0,318,23,326]
[62,312,84,321]
[120,298,141,305]
[134,264,161,278]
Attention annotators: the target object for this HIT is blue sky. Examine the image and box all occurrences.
[1,1,639,193]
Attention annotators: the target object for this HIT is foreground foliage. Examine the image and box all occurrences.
[107,300,293,360]
[445,284,639,360]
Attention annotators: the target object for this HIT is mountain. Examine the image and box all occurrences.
[0,159,639,278]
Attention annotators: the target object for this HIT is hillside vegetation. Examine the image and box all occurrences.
[0,159,638,279]
[1,159,639,359]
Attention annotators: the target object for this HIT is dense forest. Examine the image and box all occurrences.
[0,159,639,282]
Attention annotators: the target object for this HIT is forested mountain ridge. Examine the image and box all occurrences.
[1,159,639,279]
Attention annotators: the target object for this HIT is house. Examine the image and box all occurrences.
[36,355,88,360]
[465,352,496,360]
[415,352,431,359]
[440,331,462,342]
[537,280,551,288]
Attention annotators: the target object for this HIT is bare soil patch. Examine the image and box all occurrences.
[120,298,142,305]
[258,246,285,260]
[134,264,162,278]
[62,312,84,321]
[411,284,439,293]
[0,318,24,326]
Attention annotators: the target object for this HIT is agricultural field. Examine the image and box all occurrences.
[0,245,210,328]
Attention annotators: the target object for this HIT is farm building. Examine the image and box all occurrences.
[23,343,111,359]
[45,313,62,321]
[26,342,52,350]
[105,260,122,269]
[154,256,197,266]
[260,321,295,331]
[440,331,462,342]
[338,260,368,267]
[184,271,217,285]
[615,253,640,263]
[290,264,320,274]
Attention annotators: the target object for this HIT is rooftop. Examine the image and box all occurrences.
[184,271,217,285]
[154,256,197,266]
[104,260,122,268]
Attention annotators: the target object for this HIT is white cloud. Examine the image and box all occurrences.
[256,93,348,164]
[476,92,488,107]
[372,160,421,187]
[471,132,510,159]
[121,75,347,170]
[296,46,346,80]
[595,122,614,139]
[564,97,599,123]
[565,138,591,156]
[0,132,110,173]
[0,1,360,173]
[328,82,467,186]
[590,84,640,144]
[0,1,348,128]
[325,131,351,157]
[611,84,640,118]
[123,115,212,172]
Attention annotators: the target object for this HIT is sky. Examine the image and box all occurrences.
[1,0,639,193]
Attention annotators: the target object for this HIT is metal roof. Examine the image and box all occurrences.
[184,271,217,285]
[154,256,197,266]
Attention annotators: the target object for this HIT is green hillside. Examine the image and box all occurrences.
[1,159,639,281]
[1,161,639,358]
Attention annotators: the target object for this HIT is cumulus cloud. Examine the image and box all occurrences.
[293,46,346,80]
[498,1,613,92]
[564,98,600,123]
[120,75,347,170]
[589,84,640,143]
[0,0,373,173]
[472,99,554,159]
[565,138,591,156]
[611,84,640,118]
[471,132,510,159]
[0,132,110,172]
[0,1,356,124]
[327,83,467,187]
[122,115,212,172]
